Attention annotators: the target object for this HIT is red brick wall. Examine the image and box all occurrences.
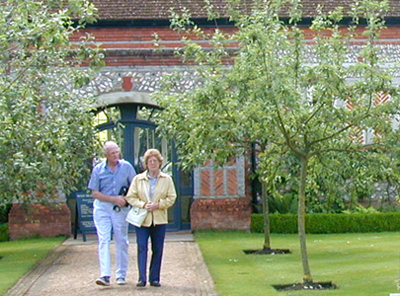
[71,26,400,67]
[190,198,251,231]
[8,203,71,240]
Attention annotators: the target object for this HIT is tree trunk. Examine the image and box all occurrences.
[298,156,313,284]
[261,180,271,250]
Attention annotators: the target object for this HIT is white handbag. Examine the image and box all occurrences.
[126,206,147,227]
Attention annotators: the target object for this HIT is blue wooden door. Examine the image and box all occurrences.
[95,103,192,231]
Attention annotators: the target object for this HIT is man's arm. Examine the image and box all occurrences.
[92,190,127,207]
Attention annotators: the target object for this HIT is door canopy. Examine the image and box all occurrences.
[94,91,159,109]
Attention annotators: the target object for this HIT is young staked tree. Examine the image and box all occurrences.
[154,0,400,285]
[0,0,104,207]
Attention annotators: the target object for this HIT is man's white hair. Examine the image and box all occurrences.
[102,141,119,155]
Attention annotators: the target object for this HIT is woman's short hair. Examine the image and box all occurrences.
[143,148,164,169]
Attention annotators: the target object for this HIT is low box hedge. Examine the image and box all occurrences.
[251,212,400,234]
[0,224,9,242]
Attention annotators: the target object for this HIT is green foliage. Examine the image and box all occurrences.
[251,212,400,234]
[154,0,400,195]
[342,205,379,214]
[0,203,12,224]
[268,193,298,214]
[0,224,9,242]
[0,0,104,206]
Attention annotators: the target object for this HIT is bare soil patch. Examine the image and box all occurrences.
[273,281,337,291]
[243,248,291,255]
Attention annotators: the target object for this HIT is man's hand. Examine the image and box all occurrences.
[114,195,128,207]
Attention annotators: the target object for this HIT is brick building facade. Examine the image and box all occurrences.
[76,0,400,233]
[8,0,400,238]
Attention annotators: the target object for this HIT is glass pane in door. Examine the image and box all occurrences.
[180,195,192,223]
[133,127,172,174]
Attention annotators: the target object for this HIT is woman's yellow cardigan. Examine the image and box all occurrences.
[126,171,177,227]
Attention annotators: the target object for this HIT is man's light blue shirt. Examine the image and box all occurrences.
[88,159,136,206]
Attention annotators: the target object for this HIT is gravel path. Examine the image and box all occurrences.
[6,233,217,296]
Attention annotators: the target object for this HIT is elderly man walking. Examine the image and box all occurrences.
[88,141,136,286]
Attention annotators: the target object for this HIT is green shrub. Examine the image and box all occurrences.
[251,212,400,234]
[0,202,12,224]
[0,224,9,242]
[269,213,297,234]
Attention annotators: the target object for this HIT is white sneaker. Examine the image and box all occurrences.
[116,278,127,285]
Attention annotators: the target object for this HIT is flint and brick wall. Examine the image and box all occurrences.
[8,203,71,240]
[191,157,252,231]
[71,26,254,232]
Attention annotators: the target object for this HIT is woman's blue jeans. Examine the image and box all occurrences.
[135,224,167,283]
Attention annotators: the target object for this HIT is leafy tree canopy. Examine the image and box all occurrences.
[154,0,400,198]
[0,0,104,206]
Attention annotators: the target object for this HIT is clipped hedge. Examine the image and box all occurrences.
[0,224,9,242]
[251,212,400,234]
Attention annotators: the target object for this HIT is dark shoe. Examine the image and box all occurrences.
[136,281,146,287]
[150,281,161,287]
[96,276,110,286]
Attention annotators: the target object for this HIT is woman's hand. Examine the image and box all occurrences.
[145,201,159,212]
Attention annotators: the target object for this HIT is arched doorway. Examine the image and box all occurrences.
[93,92,192,231]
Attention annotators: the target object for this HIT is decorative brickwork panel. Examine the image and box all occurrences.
[227,169,238,195]
[200,170,211,196]
[194,157,245,199]
[374,91,390,105]
[190,198,252,231]
[214,169,224,196]
[8,203,71,240]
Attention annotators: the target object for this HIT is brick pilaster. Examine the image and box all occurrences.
[190,198,251,231]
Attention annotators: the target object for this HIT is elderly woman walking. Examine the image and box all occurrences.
[126,148,177,287]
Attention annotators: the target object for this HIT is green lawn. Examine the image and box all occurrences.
[0,237,65,296]
[195,231,400,296]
